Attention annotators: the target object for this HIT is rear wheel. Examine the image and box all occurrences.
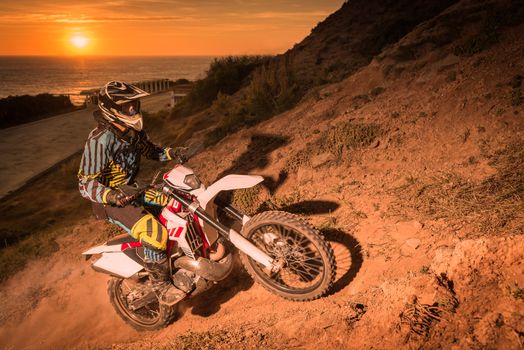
[240,211,336,301]
[107,277,177,331]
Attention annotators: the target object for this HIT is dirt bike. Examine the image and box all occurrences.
[83,164,336,331]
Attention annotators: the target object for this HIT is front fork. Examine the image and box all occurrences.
[165,189,281,273]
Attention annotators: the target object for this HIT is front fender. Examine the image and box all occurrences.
[197,174,263,209]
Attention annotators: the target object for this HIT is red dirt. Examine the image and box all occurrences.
[1,1,523,349]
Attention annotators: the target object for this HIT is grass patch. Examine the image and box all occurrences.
[0,154,90,280]
[285,148,312,173]
[0,156,90,246]
[318,120,382,159]
[390,142,524,234]
[453,26,498,57]
[453,4,524,57]
[284,120,382,173]
[0,228,61,282]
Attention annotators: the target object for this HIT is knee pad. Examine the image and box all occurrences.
[131,214,168,251]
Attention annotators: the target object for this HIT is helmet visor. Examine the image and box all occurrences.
[122,101,140,116]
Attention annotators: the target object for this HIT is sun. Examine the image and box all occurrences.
[70,35,88,49]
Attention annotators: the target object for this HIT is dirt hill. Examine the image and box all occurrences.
[1,0,523,349]
[278,0,457,86]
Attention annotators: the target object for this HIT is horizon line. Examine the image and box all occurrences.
[0,53,277,58]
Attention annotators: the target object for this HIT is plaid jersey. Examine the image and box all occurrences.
[78,124,174,204]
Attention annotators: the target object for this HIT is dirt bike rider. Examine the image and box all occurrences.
[78,81,187,305]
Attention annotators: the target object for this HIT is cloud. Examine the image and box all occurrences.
[55,15,192,23]
[0,13,193,23]
[247,11,331,19]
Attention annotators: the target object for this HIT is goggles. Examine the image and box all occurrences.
[122,101,139,116]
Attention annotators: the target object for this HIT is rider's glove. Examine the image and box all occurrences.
[168,147,189,163]
[105,190,134,207]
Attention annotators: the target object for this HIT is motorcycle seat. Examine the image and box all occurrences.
[107,233,138,246]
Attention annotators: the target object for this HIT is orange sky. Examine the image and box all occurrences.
[0,1,344,56]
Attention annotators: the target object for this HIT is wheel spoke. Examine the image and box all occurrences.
[287,265,313,281]
[247,221,328,293]
[115,278,161,325]
[293,256,323,269]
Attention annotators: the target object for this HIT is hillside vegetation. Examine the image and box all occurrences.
[0,94,79,129]
[1,0,523,349]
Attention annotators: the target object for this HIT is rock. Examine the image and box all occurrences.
[430,246,455,275]
[393,220,424,243]
[396,220,424,232]
[405,238,421,249]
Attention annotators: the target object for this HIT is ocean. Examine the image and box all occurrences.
[0,56,214,104]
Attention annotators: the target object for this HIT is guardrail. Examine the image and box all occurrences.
[79,79,192,106]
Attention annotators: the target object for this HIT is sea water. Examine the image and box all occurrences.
[0,56,214,104]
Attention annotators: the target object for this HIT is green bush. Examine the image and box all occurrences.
[245,60,301,119]
[0,94,77,129]
[204,60,302,146]
[171,55,270,118]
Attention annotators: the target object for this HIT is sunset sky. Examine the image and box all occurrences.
[0,0,345,56]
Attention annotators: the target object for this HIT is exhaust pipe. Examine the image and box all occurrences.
[174,252,233,281]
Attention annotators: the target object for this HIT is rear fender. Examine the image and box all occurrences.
[91,251,144,278]
[82,244,123,256]
[197,174,263,209]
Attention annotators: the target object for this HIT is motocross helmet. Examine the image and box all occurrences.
[98,81,149,131]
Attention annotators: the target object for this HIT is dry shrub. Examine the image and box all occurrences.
[453,3,524,57]
[246,60,301,119]
[231,185,265,216]
[171,55,270,118]
[399,274,458,344]
[284,120,382,173]
[205,60,302,146]
[259,191,302,212]
[391,142,524,234]
[319,121,382,159]
[351,94,371,110]
[285,148,312,173]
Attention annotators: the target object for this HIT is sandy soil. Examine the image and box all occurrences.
[1,2,523,349]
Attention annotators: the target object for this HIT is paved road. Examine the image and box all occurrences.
[0,92,172,198]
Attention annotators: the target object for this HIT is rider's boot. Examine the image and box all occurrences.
[145,259,186,306]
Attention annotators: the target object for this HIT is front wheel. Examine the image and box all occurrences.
[240,211,336,301]
[107,277,177,331]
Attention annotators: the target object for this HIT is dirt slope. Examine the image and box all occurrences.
[1,1,523,349]
[278,0,457,85]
